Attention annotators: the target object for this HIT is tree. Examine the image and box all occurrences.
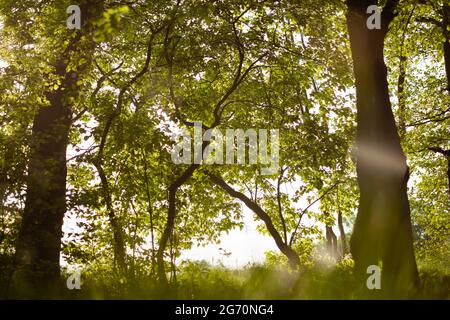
[7,1,104,298]
[346,0,419,296]
[0,0,447,300]
[385,0,450,275]
[422,1,450,200]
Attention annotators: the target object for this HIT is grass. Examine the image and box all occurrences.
[62,259,449,300]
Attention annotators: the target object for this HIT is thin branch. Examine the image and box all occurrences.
[72,60,124,122]
[276,167,288,244]
[97,28,162,159]
[289,181,342,247]
[406,107,450,127]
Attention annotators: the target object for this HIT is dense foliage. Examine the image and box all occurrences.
[0,0,448,299]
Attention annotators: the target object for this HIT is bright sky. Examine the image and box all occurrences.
[180,207,279,268]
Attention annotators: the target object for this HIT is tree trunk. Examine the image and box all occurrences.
[337,211,348,257]
[156,163,200,284]
[346,0,419,297]
[93,161,127,273]
[442,3,450,94]
[156,132,218,284]
[11,98,71,298]
[397,55,407,139]
[444,3,450,200]
[325,225,338,260]
[8,2,101,298]
[437,3,450,200]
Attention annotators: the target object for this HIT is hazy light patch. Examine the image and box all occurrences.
[180,207,278,268]
[356,142,407,175]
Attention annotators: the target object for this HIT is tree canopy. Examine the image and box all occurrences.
[0,0,448,299]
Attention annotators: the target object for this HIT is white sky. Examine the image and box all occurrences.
[180,207,279,268]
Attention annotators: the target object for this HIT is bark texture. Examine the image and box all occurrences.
[346,0,419,297]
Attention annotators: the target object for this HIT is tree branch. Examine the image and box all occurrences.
[206,170,300,268]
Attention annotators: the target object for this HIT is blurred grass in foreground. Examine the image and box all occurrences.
[62,259,449,300]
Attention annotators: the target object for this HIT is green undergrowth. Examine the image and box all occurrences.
[62,260,449,300]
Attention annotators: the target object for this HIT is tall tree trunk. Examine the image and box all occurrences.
[9,2,101,298]
[11,96,71,298]
[431,3,450,200]
[443,3,450,198]
[346,0,419,297]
